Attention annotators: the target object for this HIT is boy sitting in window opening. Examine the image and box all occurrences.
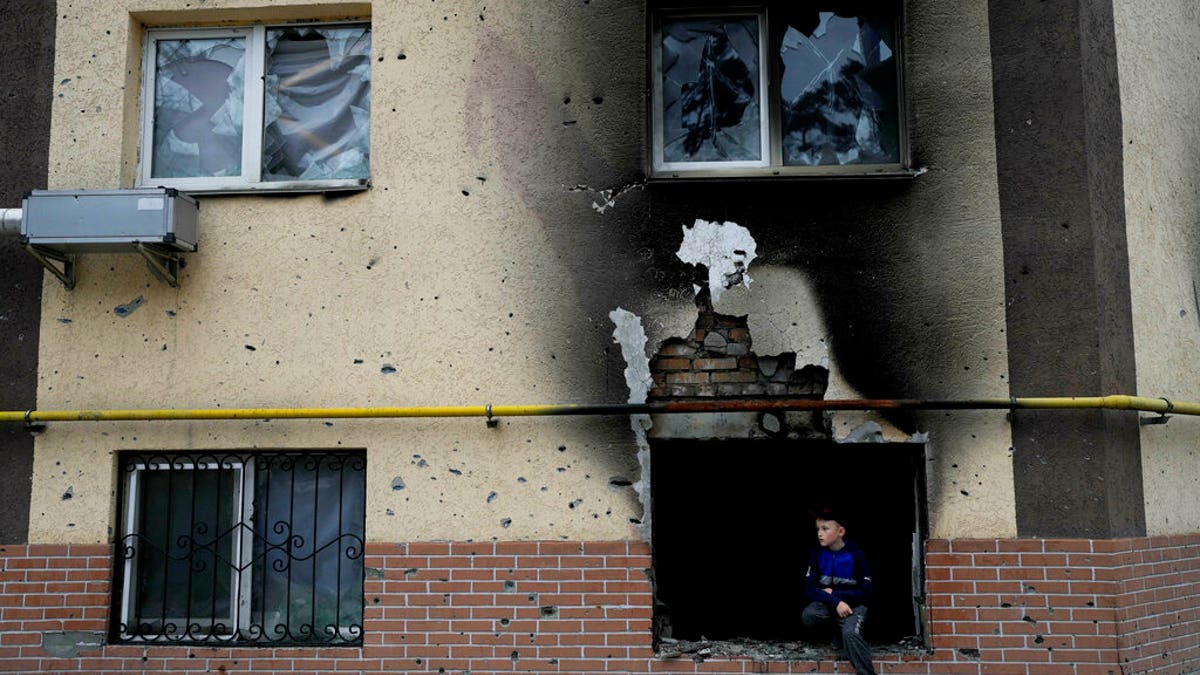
[802,507,878,675]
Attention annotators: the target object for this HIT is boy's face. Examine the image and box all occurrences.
[815,518,845,548]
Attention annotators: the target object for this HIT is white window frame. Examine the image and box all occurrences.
[138,23,370,194]
[649,6,912,180]
[119,460,254,642]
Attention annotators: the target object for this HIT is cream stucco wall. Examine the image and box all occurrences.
[1115,2,1200,535]
[32,0,1014,544]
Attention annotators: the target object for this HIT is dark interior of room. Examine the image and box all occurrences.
[651,439,925,644]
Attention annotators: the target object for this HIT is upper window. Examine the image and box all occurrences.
[138,23,371,193]
[650,3,907,178]
[113,450,366,645]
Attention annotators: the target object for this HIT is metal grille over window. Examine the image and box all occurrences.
[113,450,366,645]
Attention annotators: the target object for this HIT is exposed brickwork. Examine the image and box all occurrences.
[648,309,828,401]
[0,537,1197,673]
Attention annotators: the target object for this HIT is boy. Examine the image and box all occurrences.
[802,507,878,675]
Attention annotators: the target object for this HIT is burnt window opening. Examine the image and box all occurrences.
[651,439,926,647]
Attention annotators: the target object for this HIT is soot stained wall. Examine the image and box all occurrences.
[0,0,55,544]
[465,1,1008,421]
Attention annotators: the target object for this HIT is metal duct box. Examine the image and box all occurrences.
[20,188,198,253]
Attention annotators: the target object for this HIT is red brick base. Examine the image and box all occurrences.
[0,536,1197,673]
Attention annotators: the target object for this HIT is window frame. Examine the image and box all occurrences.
[649,4,913,180]
[137,22,371,194]
[118,459,253,642]
[113,450,367,646]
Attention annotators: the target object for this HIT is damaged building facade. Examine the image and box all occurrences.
[1,0,1200,673]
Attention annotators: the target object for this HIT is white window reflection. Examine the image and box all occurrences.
[780,12,900,166]
[152,38,246,178]
[263,26,371,181]
[140,23,371,192]
[661,17,762,163]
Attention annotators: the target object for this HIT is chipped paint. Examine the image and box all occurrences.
[563,180,646,214]
[112,296,144,318]
[675,220,758,303]
[609,307,653,539]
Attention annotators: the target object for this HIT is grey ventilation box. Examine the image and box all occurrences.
[19,187,199,289]
[21,188,198,251]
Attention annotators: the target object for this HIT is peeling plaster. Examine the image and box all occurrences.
[563,180,646,214]
[676,220,757,303]
[839,421,885,443]
[834,422,926,445]
[609,307,653,539]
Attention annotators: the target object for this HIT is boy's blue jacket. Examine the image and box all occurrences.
[804,541,874,608]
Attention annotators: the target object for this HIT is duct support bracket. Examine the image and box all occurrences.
[136,242,182,287]
[23,244,76,290]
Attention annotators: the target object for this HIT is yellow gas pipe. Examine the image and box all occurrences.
[0,395,1195,424]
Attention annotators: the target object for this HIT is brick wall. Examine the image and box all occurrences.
[0,537,1197,673]
[923,535,1200,675]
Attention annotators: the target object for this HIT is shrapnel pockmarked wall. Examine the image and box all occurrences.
[1,537,1197,674]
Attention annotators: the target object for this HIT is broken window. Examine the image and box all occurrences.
[651,2,906,178]
[139,23,370,193]
[651,439,925,647]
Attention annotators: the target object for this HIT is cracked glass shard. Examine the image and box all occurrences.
[151,37,246,178]
[661,17,761,163]
[263,25,371,181]
[779,11,899,166]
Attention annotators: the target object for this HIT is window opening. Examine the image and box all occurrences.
[113,450,366,645]
[140,22,371,193]
[651,439,925,647]
[650,2,907,178]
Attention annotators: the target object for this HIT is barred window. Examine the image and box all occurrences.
[113,450,366,645]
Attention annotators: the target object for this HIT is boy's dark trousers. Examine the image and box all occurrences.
[801,601,878,675]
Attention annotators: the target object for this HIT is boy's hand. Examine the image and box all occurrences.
[836,601,853,618]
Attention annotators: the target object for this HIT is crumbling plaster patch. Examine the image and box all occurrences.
[609,308,653,540]
[676,220,757,303]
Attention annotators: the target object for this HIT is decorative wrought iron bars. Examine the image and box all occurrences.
[111,450,366,645]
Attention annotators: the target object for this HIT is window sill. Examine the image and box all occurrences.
[648,167,926,182]
[135,178,370,196]
[655,637,930,662]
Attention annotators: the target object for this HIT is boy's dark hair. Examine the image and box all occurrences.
[811,506,847,526]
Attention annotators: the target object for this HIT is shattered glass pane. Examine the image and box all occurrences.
[263,25,371,181]
[661,16,761,163]
[779,11,899,166]
[152,38,246,178]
